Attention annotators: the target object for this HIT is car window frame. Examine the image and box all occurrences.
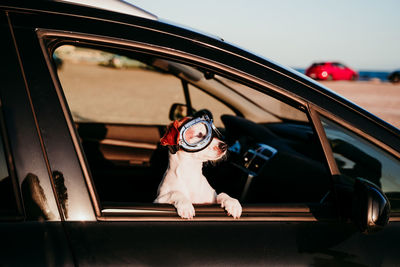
[39,29,338,222]
[312,104,400,165]
[309,103,400,221]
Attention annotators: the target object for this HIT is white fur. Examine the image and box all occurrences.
[154,138,242,219]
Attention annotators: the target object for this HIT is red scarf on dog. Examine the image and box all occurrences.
[160,117,191,146]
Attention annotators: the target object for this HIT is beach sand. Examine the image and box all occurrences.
[320,81,400,128]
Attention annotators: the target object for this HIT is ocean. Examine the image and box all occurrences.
[294,68,391,82]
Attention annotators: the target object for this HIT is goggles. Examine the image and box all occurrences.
[160,113,223,153]
[178,114,223,152]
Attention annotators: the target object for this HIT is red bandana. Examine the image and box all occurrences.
[160,117,191,146]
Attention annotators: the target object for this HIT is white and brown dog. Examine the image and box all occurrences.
[154,116,242,219]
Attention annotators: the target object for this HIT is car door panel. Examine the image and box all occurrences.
[64,220,400,266]
[76,123,166,203]
[0,12,74,266]
[77,123,162,167]
[1,222,75,266]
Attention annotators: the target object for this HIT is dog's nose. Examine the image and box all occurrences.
[218,142,228,152]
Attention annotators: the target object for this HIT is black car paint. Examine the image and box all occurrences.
[65,221,399,266]
[0,1,400,266]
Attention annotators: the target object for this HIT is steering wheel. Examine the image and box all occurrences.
[219,114,331,203]
[221,114,292,152]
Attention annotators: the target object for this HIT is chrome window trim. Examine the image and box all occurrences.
[36,29,307,106]
[97,216,318,222]
[99,204,320,222]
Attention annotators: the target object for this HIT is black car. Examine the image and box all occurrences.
[0,1,400,266]
[388,70,400,83]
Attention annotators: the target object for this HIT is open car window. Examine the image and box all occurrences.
[53,44,332,219]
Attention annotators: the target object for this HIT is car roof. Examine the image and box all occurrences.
[313,62,340,65]
[0,0,157,20]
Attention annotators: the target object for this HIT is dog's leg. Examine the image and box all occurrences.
[217,193,242,219]
[155,191,195,219]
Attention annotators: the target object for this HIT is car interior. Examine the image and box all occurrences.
[54,44,333,209]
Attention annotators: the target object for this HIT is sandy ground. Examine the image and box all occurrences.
[320,81,400,128]
[57,61,400,129]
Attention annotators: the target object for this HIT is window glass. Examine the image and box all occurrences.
[321,116,400,211]
[216,76,309,122]
[56,46,186,125]
[188,84,236,127]
[54,44,330,207]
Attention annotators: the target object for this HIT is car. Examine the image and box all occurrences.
[305,62,358,81]
[0,1,400,266]
[388,70,400,83]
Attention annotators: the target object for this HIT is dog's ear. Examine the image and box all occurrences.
[160,117,191,148]
[160,121,180,146]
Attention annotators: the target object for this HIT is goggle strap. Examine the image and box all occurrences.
[168,145,179,154]
[212,124,223,139]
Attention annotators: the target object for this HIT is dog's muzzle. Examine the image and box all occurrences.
[178,114,223,152]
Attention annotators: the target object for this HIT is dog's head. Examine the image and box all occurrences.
[160,117,227,162]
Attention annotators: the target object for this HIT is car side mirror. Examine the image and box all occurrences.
[169,103,188,121]
[352,178,390,234]
[169,103,200,121]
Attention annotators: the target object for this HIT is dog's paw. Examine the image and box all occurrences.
[218,193,242,219]
[222,198,242,219]
[176,200,195,219]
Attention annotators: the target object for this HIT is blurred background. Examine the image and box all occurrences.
[128,0,400,127]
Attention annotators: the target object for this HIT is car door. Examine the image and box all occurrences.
[9,7,400,266]
[333,63,350,80]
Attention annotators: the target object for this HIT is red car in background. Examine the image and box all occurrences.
[306,62,358,81]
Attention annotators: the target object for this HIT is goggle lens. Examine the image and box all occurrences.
[184,122,209,145]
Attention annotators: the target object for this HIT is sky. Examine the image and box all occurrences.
[130,0,400,71]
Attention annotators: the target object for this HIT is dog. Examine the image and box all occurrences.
[154,116,242,219]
